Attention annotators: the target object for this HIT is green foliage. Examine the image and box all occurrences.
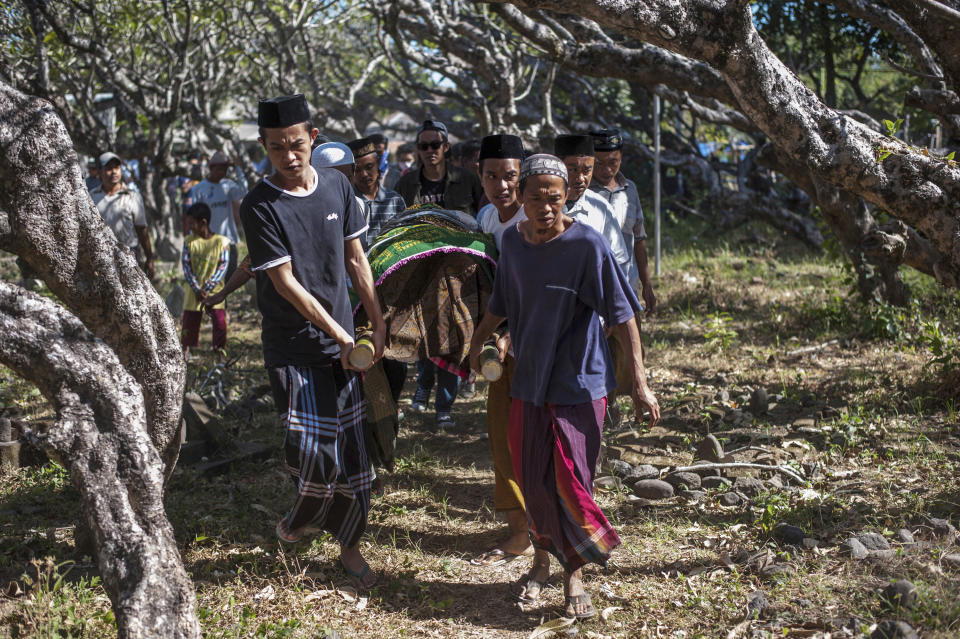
[704,311,737,351]
[16,558,114,637]
[919,320,960,379]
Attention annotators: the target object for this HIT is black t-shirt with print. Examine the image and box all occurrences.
[239,167,367,367]
[419,174,445,206]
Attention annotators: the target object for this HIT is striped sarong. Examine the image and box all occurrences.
[269,363,372,547]
[509,397,620,572]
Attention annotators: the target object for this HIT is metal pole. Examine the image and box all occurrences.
[653,94,661,277]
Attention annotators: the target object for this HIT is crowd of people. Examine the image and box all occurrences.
[85,94,662,620]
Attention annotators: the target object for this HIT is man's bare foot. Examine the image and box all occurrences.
[340,544,377,590]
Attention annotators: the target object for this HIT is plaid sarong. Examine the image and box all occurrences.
[271,363,372,547]
[509,397,621,572]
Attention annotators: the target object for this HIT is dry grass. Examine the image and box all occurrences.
[2,235,960,638]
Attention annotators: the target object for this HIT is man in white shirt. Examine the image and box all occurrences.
[471,134,532,568]
[553,135,634,288]
[187,150,245,279]
[589,129,656,313]
[90,151,154,279]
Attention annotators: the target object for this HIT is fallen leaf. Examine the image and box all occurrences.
[601,606,622,622]
[304,589,335,602]
[253,584,275,602]
[338,586,358,602]
[6,581,23,597]
[356,596,368,611]
[529,616,576,638]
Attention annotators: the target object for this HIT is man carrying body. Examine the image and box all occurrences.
[90,151,155,280]
[348,136,407,247]
[239,94,386,590]
[469,154,659,619]
[470,134,531,568]
[187,150,245,280]
[395,119,483,216]
[589,129,657,314]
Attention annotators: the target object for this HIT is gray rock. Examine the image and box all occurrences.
[896,529,915,544]
[632,479,674,500]
[857,532,891,551]
[717,389,730,402]
[665,471,701,490]
[773,523,806,545]
[880,580,918,611]
[746,590,768,619]
[801,538,820,550]
[681,490,707,501]
[748,387,769,415]
[760,563,794,582]
[792,598,813,609]
[942,553,960,569]
[695,434,725,463]
[766,475,784,490]
[928,518,957,542]
[702,476,732,490]
[840,538,869,560]
[608,459,634,479]
[867,549,899,563]
[871,620,918,639]
[733,476,766,497]
[628,464,660,480]
[718,492,742,506]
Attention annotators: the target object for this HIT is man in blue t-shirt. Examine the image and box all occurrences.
[239,94,385,591]
[469,154,660,620]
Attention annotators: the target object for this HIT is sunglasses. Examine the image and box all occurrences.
[418,141,444,151]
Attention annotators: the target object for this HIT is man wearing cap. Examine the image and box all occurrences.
[90,151,155,280]
[187,150,246,280]
[395,119,483,216]
[554,135,633,284]
[240,94,385,590]
[469,153,660,619]
[590,129,657,314]
[348,136,407,247]
[470,133,533,568]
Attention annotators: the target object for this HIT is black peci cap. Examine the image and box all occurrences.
[347,136,377,158]
[590,128,623,151]
[257,94,311,128]
[554,134,595,158]
[478,134,525,161]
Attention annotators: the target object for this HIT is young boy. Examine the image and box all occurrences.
[181,202,231,356]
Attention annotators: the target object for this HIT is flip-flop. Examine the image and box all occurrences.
[470,548,524,567]
[563,593,596,620]
[511,573,548,604]
[340,559,378,591]
[275,515,303,544]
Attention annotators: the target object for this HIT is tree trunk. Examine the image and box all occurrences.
[0,282,200,638]
[0,82,185,476]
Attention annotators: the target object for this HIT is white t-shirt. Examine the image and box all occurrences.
[566,189,637,288]
[479,203,526,252]
[90,185,146,249]
[190,178,245,244]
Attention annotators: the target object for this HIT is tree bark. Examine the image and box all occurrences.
[0,281,199,639]
[0,81,185,475]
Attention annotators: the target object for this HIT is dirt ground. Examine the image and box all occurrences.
[1,237,959,638]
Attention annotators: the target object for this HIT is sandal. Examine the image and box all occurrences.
[511,573,548,604]
[563,593,596,619]
[340,558,378,591]
[275,515,303,544]
[471,548,525,567]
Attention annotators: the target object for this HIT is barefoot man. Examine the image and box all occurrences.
[239,94,386,590]
[469,154,660,619]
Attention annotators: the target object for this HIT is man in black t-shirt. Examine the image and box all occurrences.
[395,119,483,216]
[239,94,385,590]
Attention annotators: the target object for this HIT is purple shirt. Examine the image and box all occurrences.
[488,220,642,406]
